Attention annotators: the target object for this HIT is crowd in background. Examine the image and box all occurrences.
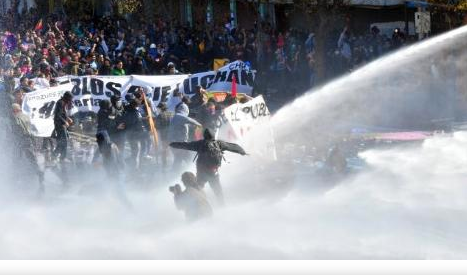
[0,6,420,220]
[0,7,415,102]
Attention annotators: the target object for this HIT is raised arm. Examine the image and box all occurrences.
[219,141,246,155]
[170,141,200,152]
[181,115,202,127]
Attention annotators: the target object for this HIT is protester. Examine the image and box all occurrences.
[166,62,180,75]
[197,101,220,136]
[122,98,145,170]
[96,99,116,136]
[52,91,73,162]
[188,85,207,119]
[155,102,172,170]
[96,131,124,179]
[96,98,120,166]
[134,89,152,160]
[110,94,126,152]
[13,89,24,105]
[111,60,126,76]
[170,128,247,205]
[169,171,213,222]
[168,97,202,172]
[0,4,415,209]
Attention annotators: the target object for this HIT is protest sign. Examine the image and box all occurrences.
[22,83,74,137]
[218,95,277,160]
[23,61,256,137]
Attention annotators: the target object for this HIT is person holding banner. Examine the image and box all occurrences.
[52,91,74,162]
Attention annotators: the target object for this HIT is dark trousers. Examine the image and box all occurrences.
[127,133,141,170]
[111,131,125,156]
[53,127,68,161]
[197,169,224,205]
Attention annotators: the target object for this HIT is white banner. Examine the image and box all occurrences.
[22,83,74,137]
[53,60,255,97]
[218,95,277,161]
[22,61,256,137]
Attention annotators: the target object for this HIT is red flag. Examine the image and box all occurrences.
[34,19,43,31]
[231,74,237,98]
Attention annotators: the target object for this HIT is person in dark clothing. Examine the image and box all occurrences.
[96,131,124,179]
[96,99,116,134]
[17,76,32,93]
[124,93,136,111]
[197,101,220,136]
[131,56,148,75]
[53,91,73,162]
[110,94,126,152]
[122,99,145,170]
[188,85,207,119]
[99,58,112,75]
[170,128,247,205]
[96,99,119,161]
[134,90,152,159]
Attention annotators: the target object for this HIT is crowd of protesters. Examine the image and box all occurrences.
[0,7,415,220]
[0,7,415,98]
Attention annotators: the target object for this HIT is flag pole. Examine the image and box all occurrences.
[142,93,159,149]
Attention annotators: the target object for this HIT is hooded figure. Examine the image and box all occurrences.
[170,128,247,205]
[168,101,202,172]
[96,99,115,134]
[167,101,201,143]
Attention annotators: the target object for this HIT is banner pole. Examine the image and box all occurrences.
[142,93,159,149]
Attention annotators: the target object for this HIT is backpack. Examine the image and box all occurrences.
[199,140,224,168]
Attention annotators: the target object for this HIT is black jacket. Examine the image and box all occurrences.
[170,131,246,170]
[122,107,144,137]
[96,108,116,133]
[53,98,69,129]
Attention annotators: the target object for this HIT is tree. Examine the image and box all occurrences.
[191,0,209,28]
[294,0,349,83]
[427,0,467,30]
